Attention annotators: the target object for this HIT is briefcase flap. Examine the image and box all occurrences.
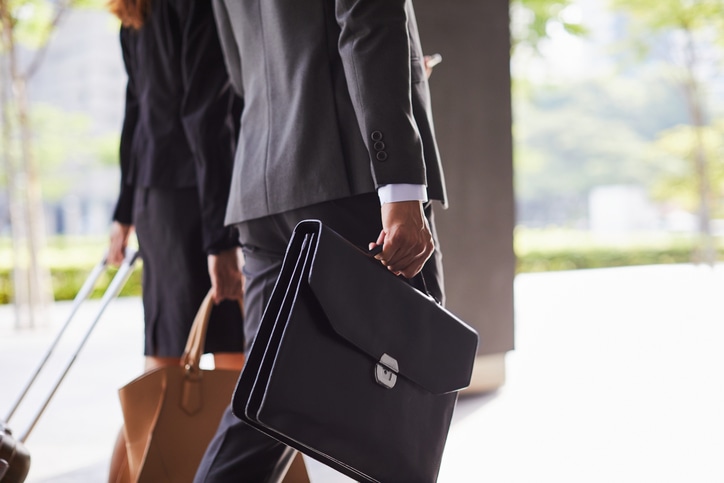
[305,222,479,395]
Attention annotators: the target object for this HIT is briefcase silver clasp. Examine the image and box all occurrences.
[375,353,399,389]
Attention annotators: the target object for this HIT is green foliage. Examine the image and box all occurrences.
[515,227,720,272]
[0,236,141,304]
[514,75,689,207]
[1,230,716,303]
[3,0,55,48]
[93,132,123,167]
[29,104,120,200]
[51,265,142,301]
[610,0,724,35]
[607,0,724,79]
[0,102,120,198]
[32,104,94,167]
[647,120,724,214]
[511,0,587,51]
[0,0,107,49]
[517,244,712,272]
[0,265,142,304]
[31,104,90,198]
[1,1,119,197]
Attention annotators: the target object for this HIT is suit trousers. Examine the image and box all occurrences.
[193,193,444,482]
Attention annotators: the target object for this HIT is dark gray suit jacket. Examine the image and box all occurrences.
[213,0,447,224]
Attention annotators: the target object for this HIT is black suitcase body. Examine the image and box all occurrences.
[0,249,139,483]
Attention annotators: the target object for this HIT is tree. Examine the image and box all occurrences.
[0,0,102,327]
[648,121,724,219]
[514,75,689,226]
[610,0,724,263]
[512,0,587,51]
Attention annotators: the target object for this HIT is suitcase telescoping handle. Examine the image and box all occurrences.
[4,248,140,443]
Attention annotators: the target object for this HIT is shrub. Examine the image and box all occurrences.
[0,264,143,304]
[0,231,721,303]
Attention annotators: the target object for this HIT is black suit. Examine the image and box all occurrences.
[112,0,244,357]
[113,0,239,252]
[196,0,448,480]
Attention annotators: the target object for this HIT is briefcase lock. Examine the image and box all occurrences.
[375,353,399,389]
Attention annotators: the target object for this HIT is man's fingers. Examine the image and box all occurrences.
[376,230,386,246]
[386,246,431,278]
[380,235,433,278]
[376,200,434,277]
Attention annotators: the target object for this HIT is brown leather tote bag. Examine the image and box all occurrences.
[118,290,241,482]
[118,290,310,483]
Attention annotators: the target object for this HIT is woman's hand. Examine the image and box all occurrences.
[208,247,244,304]
[108,221,134,267]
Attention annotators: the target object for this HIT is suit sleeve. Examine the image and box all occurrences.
[335,0,427,188]
[179,1,239,253]
[112,28,138,225]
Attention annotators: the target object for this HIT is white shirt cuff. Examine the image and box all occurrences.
[377,184,428,205]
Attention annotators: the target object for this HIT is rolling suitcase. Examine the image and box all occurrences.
[0,249,140,483]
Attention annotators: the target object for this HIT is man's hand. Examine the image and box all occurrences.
[369,201,434,279]
[208,247,244,305]
[108,221,134,267]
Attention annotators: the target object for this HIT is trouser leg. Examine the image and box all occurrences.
[193,408,291,483]
[193,242,287,483]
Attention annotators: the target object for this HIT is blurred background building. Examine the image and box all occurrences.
[2,9,126,237]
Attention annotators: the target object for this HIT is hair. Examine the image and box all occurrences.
[107,0,151,29]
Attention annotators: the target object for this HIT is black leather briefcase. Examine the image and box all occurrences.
[0,421,30,483]
[233,220,479,483]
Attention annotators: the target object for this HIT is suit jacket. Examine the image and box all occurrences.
[113,0,239,252]
[213,0,448,224]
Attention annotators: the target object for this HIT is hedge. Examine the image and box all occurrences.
[0,264,143,305]
[0,232,721,303]
[515,245,720,273]
[513,228,722,273]
[0,237,143,304]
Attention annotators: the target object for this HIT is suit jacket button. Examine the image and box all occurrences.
[371,131,383,142]
[374,141,385,151]
[376,151,388,161]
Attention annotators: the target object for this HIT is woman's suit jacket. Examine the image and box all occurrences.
[113,0,239,252]
[212,0,448,225]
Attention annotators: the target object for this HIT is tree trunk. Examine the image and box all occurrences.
[682,26,715,265]
[0,40,25,327]
[0,1,54,328]
[14,76,53,327]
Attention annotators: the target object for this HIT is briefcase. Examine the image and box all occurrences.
[233,220,479,483]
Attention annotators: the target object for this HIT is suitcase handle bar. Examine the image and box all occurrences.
[4,253,109,423]
[5,248,140,443]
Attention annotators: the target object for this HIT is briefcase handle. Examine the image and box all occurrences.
[366,245,440,305]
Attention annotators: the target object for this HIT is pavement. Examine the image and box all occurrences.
[1,263,723,482]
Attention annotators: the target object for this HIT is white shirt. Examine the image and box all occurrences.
[377,184,427,205]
